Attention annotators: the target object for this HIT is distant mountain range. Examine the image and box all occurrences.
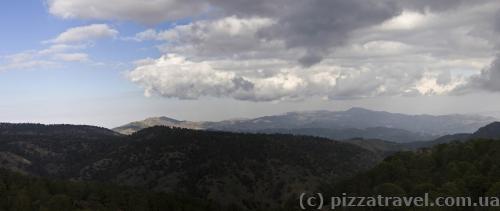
[113,108,496,143]
[411,121,500,147]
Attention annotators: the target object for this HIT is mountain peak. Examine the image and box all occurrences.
[144,116,182,124]
[113,116,204,135]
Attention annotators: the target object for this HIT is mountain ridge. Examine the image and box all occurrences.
[113,108,496,142]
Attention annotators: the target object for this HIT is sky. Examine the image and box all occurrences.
[1,0,500,128]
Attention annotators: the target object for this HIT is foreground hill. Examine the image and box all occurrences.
[0,123,125,177]
[80,127,379,209]
[0,124,379,210]
[0,168,228,211]
[114,108,494,141]
[332,137,500,210]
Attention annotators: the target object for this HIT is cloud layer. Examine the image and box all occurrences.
[48,24,118,44]
[46,0,500,101]
[47,0,208,24]
[0,24,119,72]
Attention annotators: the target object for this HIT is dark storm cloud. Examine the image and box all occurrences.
[259,0,401,66]
[397,0,469,12]
[455,8,500,93]
[208,0,286,17]
[496,10,500,33]
[465,55,500,91]
[208,0,480,66]
[213,0,402,66]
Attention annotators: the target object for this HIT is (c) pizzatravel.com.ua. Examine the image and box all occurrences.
[299,192,500,210]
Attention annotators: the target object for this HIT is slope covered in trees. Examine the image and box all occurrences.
[0,124,380,210]
[332,139,500,210]
[0,168,232,211]
[80,127,379,209]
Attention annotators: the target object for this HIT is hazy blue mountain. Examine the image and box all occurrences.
[113,108,496,141]
[337,121,500,157]
[404,122,500,149]
[206,108,495,136]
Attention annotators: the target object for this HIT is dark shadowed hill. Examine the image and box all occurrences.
[255,127,436,143]
[0,123,121,139]
[0,123,125,178]
[79,127,379,209]
[0,124,379,210]
[471,122,500,139]
[332,138,500,211]
[346,138,409,157]
[0,168,229,211]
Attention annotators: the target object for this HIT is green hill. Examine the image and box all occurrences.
[332,138,500,210]
[0,124,379,210]
[0,168,230,211]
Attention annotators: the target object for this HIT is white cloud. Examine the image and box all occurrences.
[48,24,118,44]
[135,16,281,60]
[53,53,89,62]
[38,44,87,55]
[415,72,466,95]
[131,29,160,41]
[128,54,254,100]
[128,52,474,101]
[1,41,93,72]
[0,52,58,72]
[47,0,208,24]
[128,54,319,101]
[379,10,431,30]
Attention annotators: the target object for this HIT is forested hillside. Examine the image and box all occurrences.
[2,122,499,210]
[0,124,379,210]
[332,138,500,210]
[0,168,230,211]
[80,127,379,209]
